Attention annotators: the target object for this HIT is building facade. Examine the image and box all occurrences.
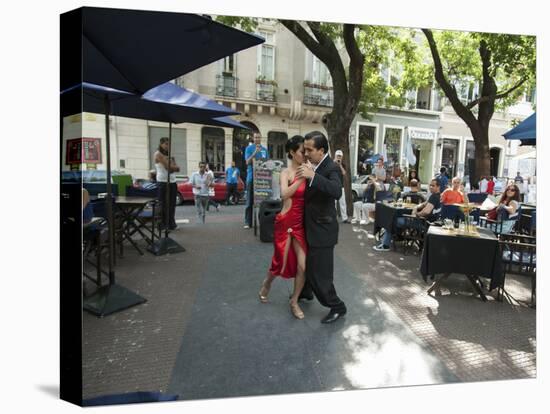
[62,20,334,182]
[62,20,535,185]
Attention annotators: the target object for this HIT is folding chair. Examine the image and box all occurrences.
[125,186,162,245]
[479,205,522,237]
[440,204,465,222]
[499,233,536,307]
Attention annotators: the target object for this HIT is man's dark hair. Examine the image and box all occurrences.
[430,178,441,189]
[439,166,447,174]
[199,161,206,167]
[304,131,329,154]
[158,137,169,154]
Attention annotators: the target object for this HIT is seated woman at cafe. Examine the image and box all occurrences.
[440,176,464,205]
[373,178,441,252]
[401,179,426,204]
[496,183,521,220]
[351,174,382,224]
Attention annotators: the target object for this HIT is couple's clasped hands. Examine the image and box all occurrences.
[295,160,314,181]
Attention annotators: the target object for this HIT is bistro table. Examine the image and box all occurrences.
[374,201,416,238]
[114,196,158,256]
[420,225,504,301]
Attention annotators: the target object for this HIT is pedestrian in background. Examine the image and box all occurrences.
[243,132,269,229]
[205,163,220,212]
[372,158,386,183]
[333,149,349,223]
[436,167,449,190]
[487,176,495,195]
[225,160,240,205]
[191,161,212,224]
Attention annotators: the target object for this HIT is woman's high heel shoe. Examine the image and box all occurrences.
[289,301,305,319]
[258,280,271,303]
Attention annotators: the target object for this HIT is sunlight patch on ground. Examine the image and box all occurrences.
[341,324,447,388]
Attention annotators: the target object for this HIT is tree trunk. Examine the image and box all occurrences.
[325,111,354,218]
[471,128,491,185]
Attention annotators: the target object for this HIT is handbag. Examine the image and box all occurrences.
[486,207,498,220]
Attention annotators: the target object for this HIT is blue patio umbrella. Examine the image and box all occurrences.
[61,82,244,316]
[365,153,383,164]
[503,112,536,146]
[61,6,265,93]
[60,6,263,317]
[62,82,239,121]
[206,116,251,130]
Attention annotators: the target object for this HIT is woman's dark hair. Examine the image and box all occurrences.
[499,184,520,204]
[304,131,329,154]
[286,135,304,159]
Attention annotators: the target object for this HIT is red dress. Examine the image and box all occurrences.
[268,178,308,279]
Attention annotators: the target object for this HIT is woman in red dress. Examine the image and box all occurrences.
[258,135,308,319]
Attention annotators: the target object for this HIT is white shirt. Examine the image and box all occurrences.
[191,171,211,196]
[309,153,330,187]
[479,178,488,193]
[155,162,176,183]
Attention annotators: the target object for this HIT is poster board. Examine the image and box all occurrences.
[65,137,102,165]
[253,159,283,206]
[252,159,283,235]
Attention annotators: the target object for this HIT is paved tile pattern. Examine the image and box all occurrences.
[337,223,536,381]
[81,204,536,400]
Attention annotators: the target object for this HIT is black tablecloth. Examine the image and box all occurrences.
[374,202,413,234]
[420,226,503,290]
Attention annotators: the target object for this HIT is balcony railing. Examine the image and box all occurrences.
[303,83,333,107]
[256,79,276,102]
[216,73,237,97]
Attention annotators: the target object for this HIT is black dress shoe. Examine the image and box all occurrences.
[321,310,346,324]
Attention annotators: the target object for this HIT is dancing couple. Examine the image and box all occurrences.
[258,132,347,324]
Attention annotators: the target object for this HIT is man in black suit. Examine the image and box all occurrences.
[296,131,347,324]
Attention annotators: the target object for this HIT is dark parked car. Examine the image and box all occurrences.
[176,173,245,205]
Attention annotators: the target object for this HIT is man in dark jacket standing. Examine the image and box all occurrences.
[296,131,347,324]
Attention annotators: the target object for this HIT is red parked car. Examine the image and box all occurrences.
[176,173,244,205]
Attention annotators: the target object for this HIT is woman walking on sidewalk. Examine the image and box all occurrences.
[258,135,308,319]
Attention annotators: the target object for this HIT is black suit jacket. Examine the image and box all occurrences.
[304,156,343,247]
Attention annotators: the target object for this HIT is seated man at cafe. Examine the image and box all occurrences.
[401,179,426,204]
[351,174,382,224]
[373,178,441,252]
[440,176,464,205]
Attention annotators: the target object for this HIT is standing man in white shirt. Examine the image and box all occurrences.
[190,161,213,224]
[154,137,180,231]
[479,176,488,193]
[333,149,349,223]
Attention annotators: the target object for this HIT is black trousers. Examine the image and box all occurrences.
[244,180,254,226]
[158,182,177,228]
[302,246,346,313]
[226,183,238,204]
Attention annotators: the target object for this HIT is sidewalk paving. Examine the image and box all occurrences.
[82,204,536,401]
